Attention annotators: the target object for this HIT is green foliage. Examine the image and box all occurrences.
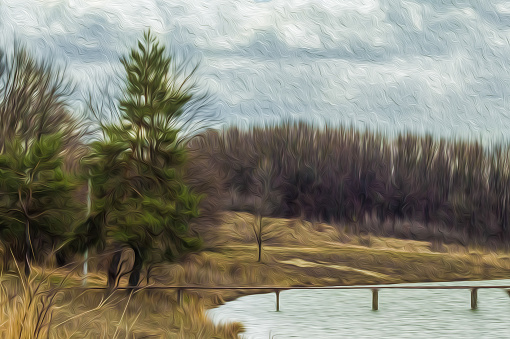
[0,134,78,270]
[88,30,203,286]
[119,30,194,141]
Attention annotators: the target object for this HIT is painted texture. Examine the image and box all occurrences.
[0,0,509,141]
[1,1,510,338]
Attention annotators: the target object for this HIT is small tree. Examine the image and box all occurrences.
[0,134,78,276]
[252,156,281,262]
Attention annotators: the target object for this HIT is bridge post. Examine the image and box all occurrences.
[276,290,280,312]
[471,288,478,310]
[372,288,379,311]
[177,288,182,306]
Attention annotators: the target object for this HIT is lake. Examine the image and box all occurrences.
[207,279,510,338]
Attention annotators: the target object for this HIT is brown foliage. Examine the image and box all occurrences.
[186,123,510,248]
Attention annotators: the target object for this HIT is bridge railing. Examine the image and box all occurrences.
[41,284,510,311]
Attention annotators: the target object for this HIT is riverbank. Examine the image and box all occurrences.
[189,212,510,309]
[2,211,510,338]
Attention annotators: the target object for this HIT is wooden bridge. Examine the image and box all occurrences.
[170,285,510,311]
[63,284,510,311]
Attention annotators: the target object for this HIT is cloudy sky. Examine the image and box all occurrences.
[1,0,510,142]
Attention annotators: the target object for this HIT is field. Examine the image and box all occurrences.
[2,212,510,338]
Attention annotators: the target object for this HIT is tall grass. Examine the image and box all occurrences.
[0,254,141,339]
[0,248,245,338]
[0,254,61,338]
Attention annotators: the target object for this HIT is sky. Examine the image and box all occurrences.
[1,0,510,142]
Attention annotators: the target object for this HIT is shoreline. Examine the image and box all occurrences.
[205,275,510,336]
[5,212,510,338]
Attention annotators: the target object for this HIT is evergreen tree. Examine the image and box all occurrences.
[0,134,78,276]
[89,30,202,289]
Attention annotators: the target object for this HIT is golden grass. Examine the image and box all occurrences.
[2,211,510,338]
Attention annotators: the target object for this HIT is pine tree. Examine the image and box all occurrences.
[0,134,78,276]
[89,30,202,289]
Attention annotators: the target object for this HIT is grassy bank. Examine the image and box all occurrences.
[2,212,510,338]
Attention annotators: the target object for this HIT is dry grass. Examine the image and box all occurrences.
[2,211,510,338]
[0,255,74,339]
[0,269,243,339]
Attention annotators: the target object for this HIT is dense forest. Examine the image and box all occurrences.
[1,29,510,294]
[188,125,510,249]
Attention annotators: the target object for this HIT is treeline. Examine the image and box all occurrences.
[187,124,510,249]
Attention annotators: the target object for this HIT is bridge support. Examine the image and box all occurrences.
[276,290,280,312]
[372,288,379,311]
[177,288,183,306]
[471,288,478,310]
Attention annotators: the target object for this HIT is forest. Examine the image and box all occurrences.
[190,123,510,250]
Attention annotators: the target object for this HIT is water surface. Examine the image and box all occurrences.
[207,279,510,338]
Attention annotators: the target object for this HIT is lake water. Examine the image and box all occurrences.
[207,279,510,339]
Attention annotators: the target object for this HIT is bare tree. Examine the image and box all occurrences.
[252,155,281,262]
[0,42,88,172]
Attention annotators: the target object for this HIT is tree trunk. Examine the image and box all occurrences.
[107,249,122,291]
[258,239,262,262]
[257,215,262,262]
[128,247,143,291]
[146,264,153,285]
[55,249,67,267]
[24,220,31,277]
